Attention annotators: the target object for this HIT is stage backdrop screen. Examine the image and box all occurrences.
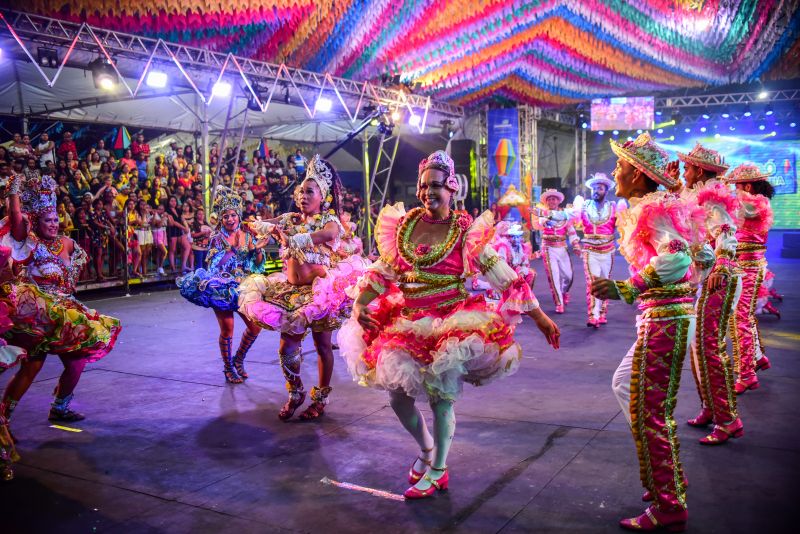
[591,97,654,131]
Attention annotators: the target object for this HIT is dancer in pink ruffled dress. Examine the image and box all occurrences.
[238,155,369,421]
[338,151,560,499]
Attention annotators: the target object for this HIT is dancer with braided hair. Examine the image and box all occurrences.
[177,187,267,384]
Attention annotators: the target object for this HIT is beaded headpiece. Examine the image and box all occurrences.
[610,132,675,189]
[418,150,459,192]
[585,173,615,190]
[306,154,334,198]
[19,174,57,216]
[724,163,772,184]
[678,142,729,174]
[211,186,243,222]
[540,188,565,204]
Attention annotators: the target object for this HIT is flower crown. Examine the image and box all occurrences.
[418,150,459,192]
[306,154,334,198]
[19,174,57,216]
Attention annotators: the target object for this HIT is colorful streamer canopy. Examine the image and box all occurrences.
[15,0,800,108]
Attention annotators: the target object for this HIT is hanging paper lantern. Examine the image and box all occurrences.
[493,138,516,177]
[113,125,131,151]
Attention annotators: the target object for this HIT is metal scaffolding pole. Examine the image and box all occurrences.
[581,128,587,183]
[574,127,580,189]
[362,129,400,255]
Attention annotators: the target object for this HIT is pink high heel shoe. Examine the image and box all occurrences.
[699,418,744,446]
[619,505,687,532]
[404,468,448,499]
[734,376,759,395]
[755,355,771,372]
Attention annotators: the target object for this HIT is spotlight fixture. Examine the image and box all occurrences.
[377,121,394,136]
[370,118,380,127]
[743,103,752,117]
[758,124,766,131]
[391,110,401,122]
[612,130,619,136]
[145,71,168,88]
[315,97,332,112]
[684,127,691,133]
[791,122,797,128]
[657,128,663,134]
[701,107,711,120]
[626,136,634,142]
[700,126,707,132]
[729,125,736,131]
[765,104,774,116]
[758,90,768,100]
[671,110,682,124]
[89,57,118,90]
[597,131,604,136]
[37,47,59,68]
[212,81,232,97]
[721,107,730,119]
[581,122,588,129]
[714,133,720,139]
[440,119,455,138]
[655,110,663,116]
[408,114,421,127]
[636,129,643,134]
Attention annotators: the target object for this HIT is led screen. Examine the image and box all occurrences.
[591,97,655,131]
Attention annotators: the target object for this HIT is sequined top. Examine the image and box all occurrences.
[206,231,265,281]
[277,212,344,267]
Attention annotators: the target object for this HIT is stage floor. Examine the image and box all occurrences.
[1,253,798,533]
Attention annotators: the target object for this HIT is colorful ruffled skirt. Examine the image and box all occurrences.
[238,256,369,335]
[1,282,121,362]
[176,268,241,312]
[338,291,523,401]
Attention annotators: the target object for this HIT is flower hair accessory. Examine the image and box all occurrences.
[667,239,688,254]
[418,150,459,192]
[18,174,57,216]
[306,154,334,198]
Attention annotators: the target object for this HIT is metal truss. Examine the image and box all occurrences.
[360,129,400,254]
[518,105,537,191]
[658,90,800,109]
[535,107,577,127]
[0,9,464,127]
[657,110,797,127]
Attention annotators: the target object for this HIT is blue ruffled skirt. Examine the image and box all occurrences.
[176,269,240,312]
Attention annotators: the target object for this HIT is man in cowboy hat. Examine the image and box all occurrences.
[667,143,746,446]
[591,133,714,532]
[536,189,579,314]
[538,173,626,327]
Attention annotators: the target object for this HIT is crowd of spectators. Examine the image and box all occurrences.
[0,129,363,283]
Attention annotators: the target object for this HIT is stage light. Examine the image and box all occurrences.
[636,129,643,134]
[408,114,421,127]
[729,125,736,131]
[721,107,730,118]
[37,47,59,68]
[391,110,401,122]
[657,128,663,134]
[743,103,751,117]
[758,90,768,100]
[694,17,711,32]
[89,57,118,90]
[714,133,720,139]
[765,104,774,116]
[581,122,588,129]
[769,131,776,137]
[655,110,662,116]
[370,118,379,127]
[145,71,168,88]
[315,97,332,112]
[684,127,691,133]
[671,110,681,124]
[612,130,619,136]
[701,108,711,120]
[700,126,707,132]
[212,81,232,97]
[597,130,604,136]
[669,136,675,141]
[791,122,797,128]
[627,136,634,141]
[758,124,766,131]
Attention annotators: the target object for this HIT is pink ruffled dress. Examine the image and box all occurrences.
[237,212,370,335]
[338,204,540,401]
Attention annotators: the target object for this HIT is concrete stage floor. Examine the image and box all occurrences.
[1,249,798,533]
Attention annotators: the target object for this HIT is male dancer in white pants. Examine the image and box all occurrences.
[536,189,579,313]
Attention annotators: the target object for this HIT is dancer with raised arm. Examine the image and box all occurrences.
[1,174,121,426]
[176,187,267,384]
[338,151,560,499]
[238,155,368,421]
[538,174,625,327]
[724,164,775,393]
[591,133,713,531]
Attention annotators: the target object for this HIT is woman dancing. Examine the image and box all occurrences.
[176,188,267,384]
[338,151,560,499]
[0,174,121,426]
[238,155,369,421]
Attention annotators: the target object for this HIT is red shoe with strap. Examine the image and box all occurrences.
[699,418,744,446]
[686,408,713,427]
[404,467,448,499]
[755,355,771,372]
[619,505,687,532]
[408,448,433,485]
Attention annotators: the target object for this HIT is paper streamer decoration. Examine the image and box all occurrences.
[17,0,799,108]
